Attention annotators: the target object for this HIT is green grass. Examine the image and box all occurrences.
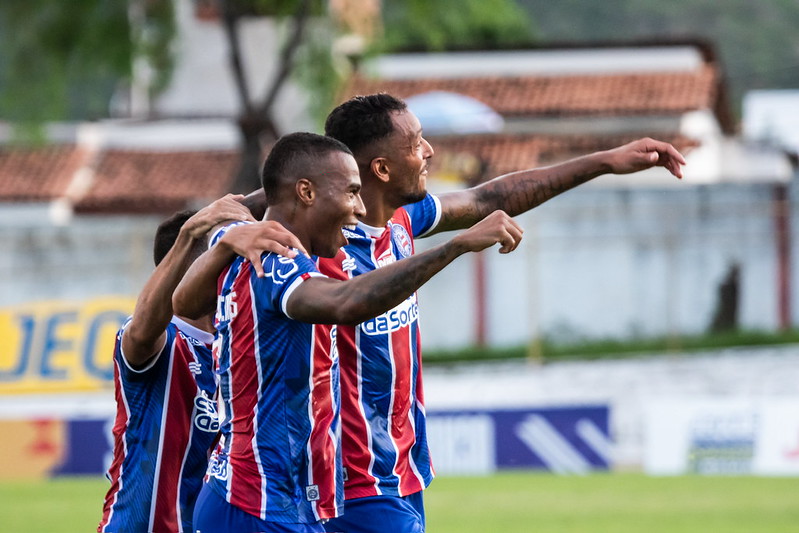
[425,472,799,533]
[0,476,108,532]
[2,473,798,532]
[424,328,799,365]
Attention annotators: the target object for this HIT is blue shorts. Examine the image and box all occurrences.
[323,492,425,533]
[193,483,326,533]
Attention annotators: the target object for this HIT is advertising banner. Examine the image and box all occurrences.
[0,418,110,480]
[427,405,611,475]
[0,297,133,394]
[0,405,611,480]
[644,397,799,476]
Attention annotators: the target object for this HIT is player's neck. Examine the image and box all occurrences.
[359,181,395,228]
[180,314,214,333]
[265,209,313,256]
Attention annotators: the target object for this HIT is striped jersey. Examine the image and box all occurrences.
[99,316,219,533]
[316,193,442,500]
[205,250,343,524]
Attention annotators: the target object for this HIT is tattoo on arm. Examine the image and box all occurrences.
[349,245,452,316]
[439,167,598,232]
[295,243,460,325]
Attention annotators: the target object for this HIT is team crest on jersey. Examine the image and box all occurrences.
[391,223,413,258]
[305,484,320,501]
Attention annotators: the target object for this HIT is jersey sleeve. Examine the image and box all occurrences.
[402,193,442,238]
[115,319,174,379]
[254,252,327,318]
[207,220,253,249]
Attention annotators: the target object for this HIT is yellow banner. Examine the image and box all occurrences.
[0,297,135,394]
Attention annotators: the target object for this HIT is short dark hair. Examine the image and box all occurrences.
[261,132,353,204]
[153,209,195,266]
[324,93,407,155]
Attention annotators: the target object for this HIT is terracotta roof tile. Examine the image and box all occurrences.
[0,146,88,201]
[343,65,719,118]
[0,134,699,210]
[76,150,238,213]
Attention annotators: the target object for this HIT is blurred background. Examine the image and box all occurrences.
[1,0,798,529]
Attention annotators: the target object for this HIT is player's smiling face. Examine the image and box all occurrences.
[309,151,365,258]
[386,110,434,204]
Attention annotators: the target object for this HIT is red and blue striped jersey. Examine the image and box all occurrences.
[316,194,442,500]
[206,251,343,524]
[99,317,219,533]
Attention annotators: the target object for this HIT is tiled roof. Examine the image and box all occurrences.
[0,146,88,201]
[0,134,699,210]
[342,65,719,118]
[76,149,238,213]
[0,144,239,213]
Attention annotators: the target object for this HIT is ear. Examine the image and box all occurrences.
[370,157,391,184]
[295,178,315,207]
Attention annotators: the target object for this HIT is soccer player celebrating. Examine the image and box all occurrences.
[172,132,522,533]
[98,195,303,533]
[313,93,687,533]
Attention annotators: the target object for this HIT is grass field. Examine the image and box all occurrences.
[2,472,798,532]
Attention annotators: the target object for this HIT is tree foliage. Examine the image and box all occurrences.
[380,0,535,52]
[0,0,174,136]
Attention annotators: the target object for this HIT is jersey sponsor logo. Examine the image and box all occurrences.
[329,326,339,360]
[391,223,413,258]
[207,453,228,480]
[265,256,299,285]
[375,247,396,268]
[360,295,418,336]
[217,292,238,323]
[194,391,220,432]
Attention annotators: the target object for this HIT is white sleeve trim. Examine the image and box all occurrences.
[417,194,443,238]
[208,220,252,250]
[119,330,167,374]
[281,272,327,319]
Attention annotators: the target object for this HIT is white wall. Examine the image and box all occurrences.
[0,206,159,308]
[1,180,795,347]
[416,180,794,349]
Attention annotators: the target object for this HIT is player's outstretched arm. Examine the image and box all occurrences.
[172,220,306,320]
[287,210,523,326]
[430,137,686,235]
[122,194,255,368]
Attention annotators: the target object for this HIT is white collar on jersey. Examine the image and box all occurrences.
[357,220,388,238]
[171,316,215,345]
